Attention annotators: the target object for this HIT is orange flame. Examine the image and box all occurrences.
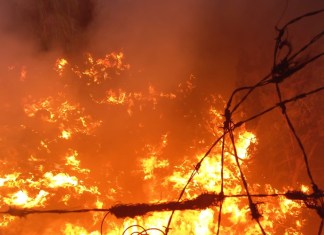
[0,52,310,234]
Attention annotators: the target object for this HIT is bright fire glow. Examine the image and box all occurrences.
[0,52,312,234]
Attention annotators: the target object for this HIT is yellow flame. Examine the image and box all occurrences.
[141,156,169,180]
[44,172,78,188]
[65,150,90,174]
[4,190,49,208]
[55,58,68,76]
[0,51,309,234]
[61,130,72,139]
[0,173,20,187]
[63,224,100,235]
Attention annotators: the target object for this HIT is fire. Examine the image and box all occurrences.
[4,190,49,208]
[55,58,68,76]
[68,52,130,85]
[141,156,169,180]
[44,172,78,188]
[105,89,127,105]
[141,134,170,180]
[0,173,20,187]
[9,191,29,205]
[0,51,317,234]
[61,130,72,139]
[63,224,101,235]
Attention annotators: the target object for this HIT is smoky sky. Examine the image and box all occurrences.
[0,0,323,93]
[87,0,323,94]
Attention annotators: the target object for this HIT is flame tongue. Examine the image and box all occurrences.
[0,52,309,235]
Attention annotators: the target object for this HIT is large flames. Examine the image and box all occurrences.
[0,52,315,234]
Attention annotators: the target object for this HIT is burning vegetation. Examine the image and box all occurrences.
[0,1,323,235]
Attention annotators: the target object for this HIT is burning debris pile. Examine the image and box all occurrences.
[0,5,323,235]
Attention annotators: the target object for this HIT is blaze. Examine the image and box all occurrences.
[4,190,49,208]
[61,130,72,139]
[55,58,68,76]
[0,52,314,235]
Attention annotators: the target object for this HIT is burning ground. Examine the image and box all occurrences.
[0,1,323,234]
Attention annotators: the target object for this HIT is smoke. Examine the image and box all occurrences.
[87,0,322,92]
[0,0,321,89]
[0,0,323,233]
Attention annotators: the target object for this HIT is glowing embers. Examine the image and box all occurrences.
[76,52,130,85]
[23,94,102,139]
[91,86,177,116]
[56,52,130,85]
[60,129,71,139]
[55,52,181,117]
[103,89,127,105]
[55,58,68,77]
